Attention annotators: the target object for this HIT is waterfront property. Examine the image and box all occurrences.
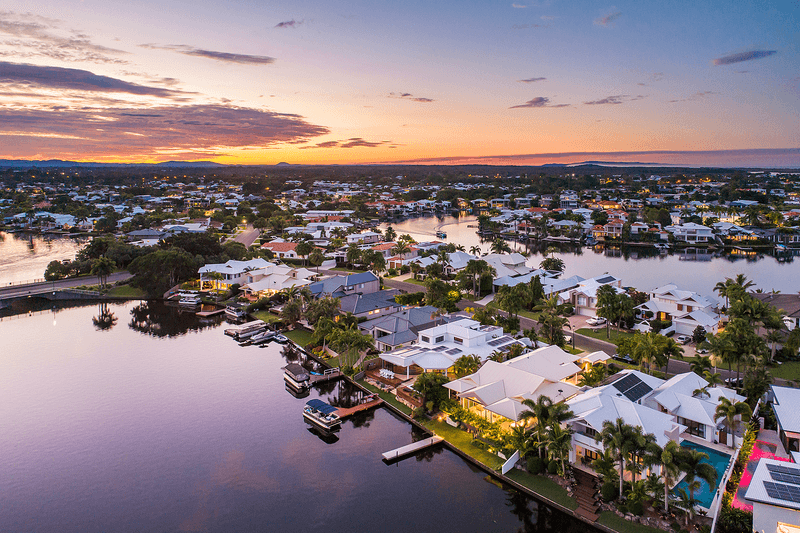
[745,458,800,533]
[359,306,454,352]
[634,283,721,336]
[672,441,732,509]
[770,385,800,454]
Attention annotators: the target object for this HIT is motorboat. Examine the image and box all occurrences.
[273,333,288,344]
[249,329,276,343]
[435,230,447,238]
[225,304,248,320]
[179,295,202,307]
[303,399,341,431]
[284,363,311,390]
[224,320,266,340]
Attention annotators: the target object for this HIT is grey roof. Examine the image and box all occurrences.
[772,385,800,434]
[375,330,418,347]
[339,289,400,315]
[344,271,379,285]
[309,276,345,297]
[745,458,800,510]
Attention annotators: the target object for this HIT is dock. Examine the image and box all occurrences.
[196,308,225,317]
[382,436,444,462]
[335,396,383,419]
[310,367,342,384]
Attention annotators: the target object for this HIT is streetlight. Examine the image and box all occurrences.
[566,322,575,350]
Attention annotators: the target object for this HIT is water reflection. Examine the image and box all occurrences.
[92,302,118,331]
[128,300,223,337]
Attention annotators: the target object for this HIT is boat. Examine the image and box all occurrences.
[654,243,670,251]
[273,333,288,344]
[225,304,248,320]
[435,230,447,238]
[284,363,311,390]
[303,399,341,431]
[179,295,202,307]
[249,329,276,343]
[224,319,266,340]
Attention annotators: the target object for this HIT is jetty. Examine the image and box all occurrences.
[309,367,342,384]
[334,395,383,419]
[196,308,225,317]
[382,436,444,462]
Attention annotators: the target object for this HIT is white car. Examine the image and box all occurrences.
[586,317,607,326]
[676,335,692,345]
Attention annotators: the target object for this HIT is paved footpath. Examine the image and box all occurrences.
[0,271,133,299]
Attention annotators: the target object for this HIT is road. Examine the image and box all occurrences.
[0,271,133,299]
[228,225,260,248]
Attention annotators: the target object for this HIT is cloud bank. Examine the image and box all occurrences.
[510,96,568,109]
[713,50,777,66]
[141,44,275,65]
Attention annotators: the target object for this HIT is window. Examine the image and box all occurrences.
[677,304,683,311]
[421,336,430,343]
[584,426,597,438]
[453,337,463,345]
[584,449,600,462]
[435,336,444,343]
[686,306,693,312]
[678,417,706,439]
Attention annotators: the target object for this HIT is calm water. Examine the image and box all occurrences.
[0,300,585,532]
[380,215,800,295]
[0,231,87,285]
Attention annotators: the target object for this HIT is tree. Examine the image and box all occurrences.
[304,296,340,325]
[330,325,374,368]
[659,440,685,512]
[539,256,565,272]
[309,248,325,272]
[469,245,481,256]
[597,418,638,498]
[453,354,481,378]
[547,423,574,476]
[281,299,303,329]
[678,448,717,523]
[539,296,568,346]
[412,372,450,412]
[714,398,752,447]
[390,242,411,257]
[596,285,619,339]
[128,249,198,296]
[529,275,545,305]
[490,239,511,254]
[383,226,397,242]
[692,325,707,345]
[519,396,572,460]
[90,256,116,288]
[295,240,313,266]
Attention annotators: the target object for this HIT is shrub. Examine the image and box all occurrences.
[527,457,544,474]
[547,460,558,475]
[628,500,644,516]
[601,482,618,502]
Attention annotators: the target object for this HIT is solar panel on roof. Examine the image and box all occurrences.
[486,337,506,347]
[612,374,638,392]
[623,382,653,401]
[446,348,462,356]
[767,464,800,485]
[433,346,448,352]
[596,276,615,284]
[764,481,800,503]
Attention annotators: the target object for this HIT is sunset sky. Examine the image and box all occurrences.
[0,1,798,166]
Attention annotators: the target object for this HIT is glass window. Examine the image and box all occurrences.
[453,337,463,345]
[421,336,430,343]
[435,336,444,343]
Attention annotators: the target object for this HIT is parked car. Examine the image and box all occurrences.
[676,335,692,345]
[586,317,607,326]
[696,345,710,354]
[612,353,634,364]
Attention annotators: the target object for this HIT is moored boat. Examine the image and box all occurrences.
[179,295,202,307]
[435,230,447,238]
[284,363,310,390]
[303,399,341,431]
[224,319,266,340]
[225,304,248,320]
[249,329,276,343]
[273,333,288,344]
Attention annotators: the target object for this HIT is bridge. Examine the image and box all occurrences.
[0,272,133,307]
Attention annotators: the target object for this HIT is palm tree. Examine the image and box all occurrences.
[90,256,116,288]
[391,242,411,257]
[715,397,752,448]
[597,418,638,499]
[452,354,481,377]
[546,423,574,476]
[309,248,325,273]
[490,239,511,254]
[469,245,481,256]
[519,396,572,460]
[596,284,618,339]
[703,370,724,388]
[659,440,685,512]
[632,332,666,375]
[678,448,717,523]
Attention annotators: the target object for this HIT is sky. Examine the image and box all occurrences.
[0,0,798,167]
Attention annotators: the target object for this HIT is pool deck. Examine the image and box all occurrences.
[680,432,736,456]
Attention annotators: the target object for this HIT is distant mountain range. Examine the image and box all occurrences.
[0,159,228,168]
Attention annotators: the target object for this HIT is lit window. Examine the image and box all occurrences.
[453,337,463,345]
[435,336,444,343]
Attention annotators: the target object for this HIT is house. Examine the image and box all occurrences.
[378,318,525,376]
[346,231,383,245]
[751,293,800,332]
[666,222,715,243]
[308,271,380,298]
[339,289,401,319]
[359,306,453,352]
[566,370,683,469]
[198,258,273,290]
[559,274,624,317]
[635,283,720,335]
[770,385,800,454]
[745,459,800,533]
[261,241,299,259]
[443,345,590,426]
[240,265,316,298]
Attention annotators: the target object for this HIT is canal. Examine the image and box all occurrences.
[0,300,587,532]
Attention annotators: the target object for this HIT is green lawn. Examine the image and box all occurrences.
[505,469,578,510]
[576,327,633,344]
[251,310,283,324]
[285,328,314,347]
[401,278,427,287]
[105,285,147,298]
[768,361,800,382]
[332,267,366,273]
[358,381,412,415]
[597,511,665,533]
[518,309,541,321]
[421,418,505,470]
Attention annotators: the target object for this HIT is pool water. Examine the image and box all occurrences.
[673,441,732,509]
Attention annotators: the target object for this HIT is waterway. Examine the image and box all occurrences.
[0,231,87,285]
[0,300,587,532]
[380,215,800,296]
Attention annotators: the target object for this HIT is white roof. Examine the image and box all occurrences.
[199,258,273,275]
[772,385,800,434]
[745,458,800,511]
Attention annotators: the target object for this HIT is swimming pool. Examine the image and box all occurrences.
[673,441,732,509]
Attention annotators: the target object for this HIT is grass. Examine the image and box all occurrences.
[401,278,427,287]
[358,380,412,415]
[284,328,314,347]
[597,511,665,533]
[505,469,578,510]
[768,361,800,382]
[518,309,541,321]
[332,267,366,273]
[251,310,283,324]
[576,327,634,344]
[420,418,505,470]
[105,285,146,298]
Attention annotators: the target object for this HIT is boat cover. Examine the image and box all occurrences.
[306,399,337,414]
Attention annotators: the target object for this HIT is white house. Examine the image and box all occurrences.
[745,459,800,533]
[666,222,715,243]
[635,283,720,335]
[198,258,274,289]
[559,274,624,317]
